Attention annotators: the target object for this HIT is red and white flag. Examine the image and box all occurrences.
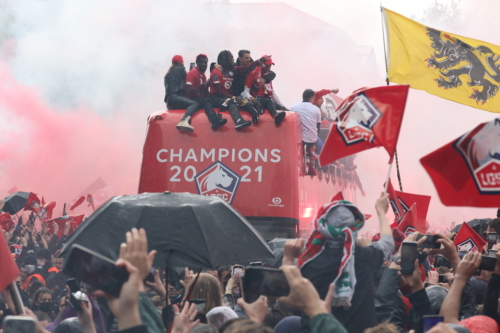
[44,214,85,238]
[0,213,14,232]
[421,118,500,207]
[0,232,20,291]
[37,202,56,222]
[24,192,41,213]
[453,222,486,252]
[398,203,425,236]
[70,177,113,211]
[395,191,431,226]
[386,180,405,223]
[320,85,409,166]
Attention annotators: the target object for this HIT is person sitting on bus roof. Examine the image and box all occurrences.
[290,89,322,176]
[178,54,227,132]
[209,50,265,130]
[230,49,254,98]
[164,55,200,132]
[241,56,287,127]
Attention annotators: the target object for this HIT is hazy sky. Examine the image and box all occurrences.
[1,0,498,229]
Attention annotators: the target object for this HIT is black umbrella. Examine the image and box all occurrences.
[61,192,274,268]
[266,238,293,268]
[2,191,30,215]
[451,218,492,233]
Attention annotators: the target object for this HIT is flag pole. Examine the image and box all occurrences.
[381,6,404,191]
[7,281,25,315]
[384,162,393,193]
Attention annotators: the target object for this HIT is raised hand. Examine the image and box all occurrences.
[119,228,156,281]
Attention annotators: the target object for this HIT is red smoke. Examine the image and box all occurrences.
[0,62,141,215]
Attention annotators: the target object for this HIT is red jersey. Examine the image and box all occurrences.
[210,68,234,97]
[185,67,207,98]
[245,68,274,98]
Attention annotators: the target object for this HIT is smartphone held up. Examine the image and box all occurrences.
[63,244,129,297]
[242,266,290,303]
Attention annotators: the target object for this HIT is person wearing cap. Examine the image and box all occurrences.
[178,54,227,132]
[209,50,265,130]
[164,55,200,132]
[241,56,287,127]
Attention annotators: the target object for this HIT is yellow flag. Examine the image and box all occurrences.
[383,8,500,113]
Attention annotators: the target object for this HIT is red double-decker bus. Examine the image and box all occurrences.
[138,95,360,240]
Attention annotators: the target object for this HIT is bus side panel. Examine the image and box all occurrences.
[139,110,300,223]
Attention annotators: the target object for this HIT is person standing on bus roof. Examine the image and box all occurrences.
[241,56,287,126]
[164,55,200,132]
[209,50,265,130]
[179,54,227,132]
[290,89,322,176]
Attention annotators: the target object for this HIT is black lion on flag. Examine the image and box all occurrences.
[425,27,500,104]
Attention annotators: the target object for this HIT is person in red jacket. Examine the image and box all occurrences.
[177,54,227,132]
[241,56,286,127]
[209,50,264,130]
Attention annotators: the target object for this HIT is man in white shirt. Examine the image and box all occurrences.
[290,89,322,175]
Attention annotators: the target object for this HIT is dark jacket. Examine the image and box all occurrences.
[164,65,187,103]
[310,314,347,333]
[375,268,406,333]
[484,273,500,326]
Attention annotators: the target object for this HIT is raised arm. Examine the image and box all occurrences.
[439,251,481,323]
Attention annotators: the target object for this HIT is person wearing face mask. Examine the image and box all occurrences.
[22,254,46,292]
[31,287,56,321]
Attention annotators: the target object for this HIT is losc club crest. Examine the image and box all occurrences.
[456,238,479,252]
[195,161,241,204]
[402,226,416,237]
[454,118,500,194]
[336,93,382,146]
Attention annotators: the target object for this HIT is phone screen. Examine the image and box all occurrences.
[242,267,290,303]
[479,255,497,271]
[63,244,129,297]
[67,278,80,293]
[488,232,497,250]
[189,299,207,314]
[423,315,443,332]
[3,316,37,333]
[438,275,447,284]
[416,235,441,249]
[233,266,243,284]
[401,242,418,275]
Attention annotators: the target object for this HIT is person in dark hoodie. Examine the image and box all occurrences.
[164,55,200,132]
[34,249,59,280]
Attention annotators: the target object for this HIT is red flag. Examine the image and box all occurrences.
[7,187,18,194]
[0,231,20,291]
[0,213,14,232]
[420,118,500,207]
[364,214,372,220]
[70,196,85,211]
[44,214,85,238]
[24,192,41,212]
[386,180,405,223]
[453,222,486,252]
[37,202,56,222]
[395,190,431,226]
[320,85,409,166]
[331,191,344,202]
[398,203,425,236]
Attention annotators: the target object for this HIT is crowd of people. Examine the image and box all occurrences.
[164,49,339,175]
[2,195,500,333]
